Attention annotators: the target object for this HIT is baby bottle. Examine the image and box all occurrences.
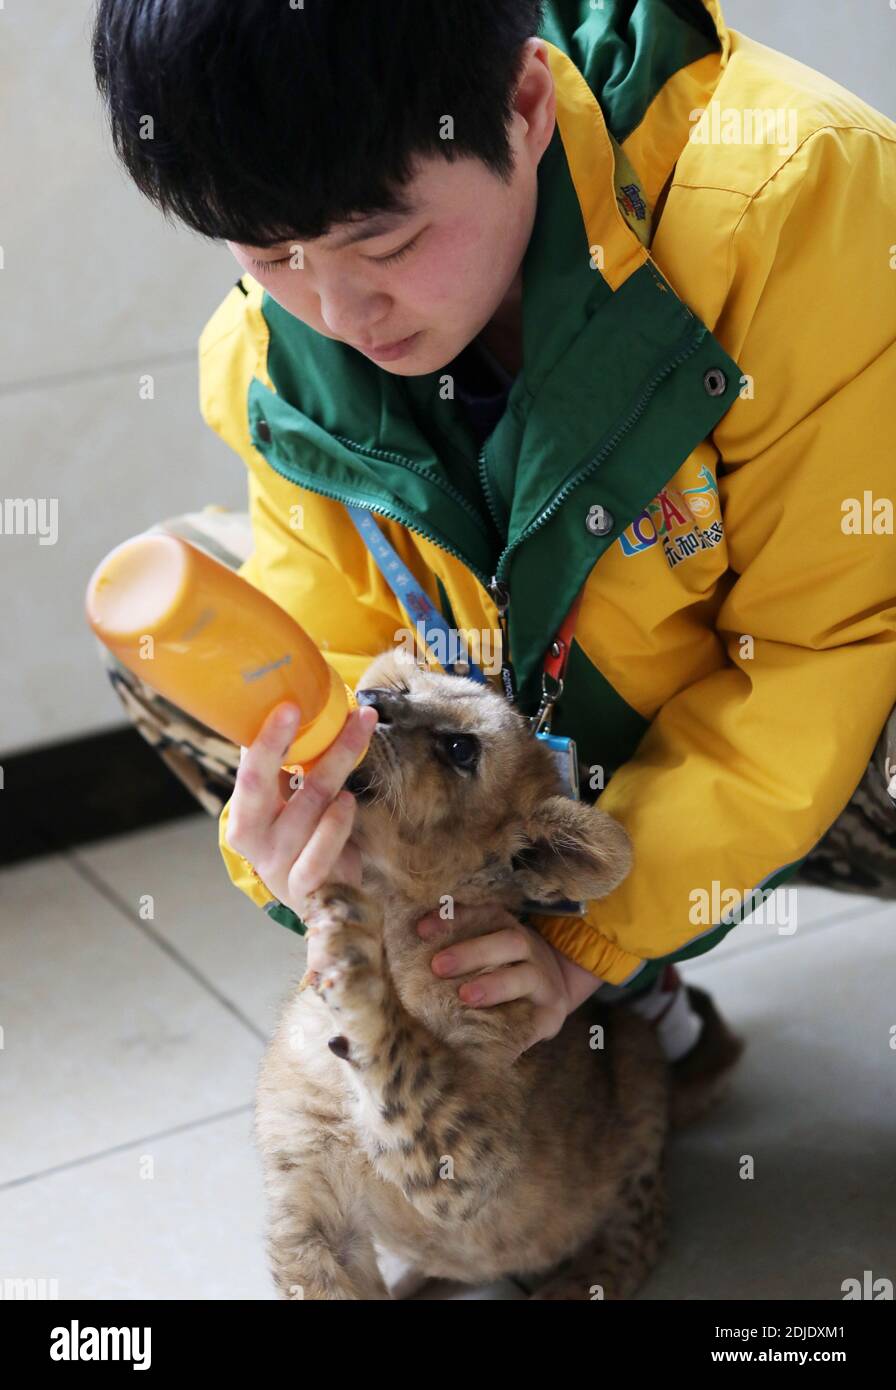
[85,532,360,776]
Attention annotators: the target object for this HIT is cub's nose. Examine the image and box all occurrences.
[355,687,406,727]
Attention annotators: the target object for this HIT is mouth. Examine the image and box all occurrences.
[343,765,377,803]
[355,331,421,362]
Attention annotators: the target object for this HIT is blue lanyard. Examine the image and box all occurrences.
[345,506,487,684]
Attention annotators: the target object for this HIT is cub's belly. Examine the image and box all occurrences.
[364,1012,667,1283]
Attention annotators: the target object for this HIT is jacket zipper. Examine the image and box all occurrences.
[476,328,707,700]
[474,440,517,695]
[477,437,507,540]
[331,431,495,545]
[490,326,708,588]
[257,447,494,590]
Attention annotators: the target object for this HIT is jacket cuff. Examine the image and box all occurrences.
[218,798,307,935]
[527,912,646,986]
[263,899,307,935]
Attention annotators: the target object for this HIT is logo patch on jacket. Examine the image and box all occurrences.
[618,465,724,568]
[616,183,648,223]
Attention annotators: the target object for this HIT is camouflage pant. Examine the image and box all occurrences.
[97,506,896,900]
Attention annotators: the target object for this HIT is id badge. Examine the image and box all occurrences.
[519,732,587,918]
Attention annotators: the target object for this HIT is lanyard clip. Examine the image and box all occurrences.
[530,589,585,735]
[530,669,564,737]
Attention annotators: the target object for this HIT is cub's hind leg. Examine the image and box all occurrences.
[527,1167,668,1301]
[260,1145,391,1301]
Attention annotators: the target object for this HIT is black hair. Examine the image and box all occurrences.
[92,0,547,247]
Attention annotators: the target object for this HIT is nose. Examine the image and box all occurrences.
[356,687,406,727]
[317,279,390,343]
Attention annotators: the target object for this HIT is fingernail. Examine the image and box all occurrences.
[278,703,300,726]
[358,706,378,729]
[432,952,456,974]
[462,985,484,1004]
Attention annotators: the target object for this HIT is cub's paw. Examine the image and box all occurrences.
[304,884,383,1016]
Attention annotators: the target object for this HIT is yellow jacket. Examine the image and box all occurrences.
[202,0,896,985]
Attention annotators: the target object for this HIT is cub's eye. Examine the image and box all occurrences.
[440,733,480,771]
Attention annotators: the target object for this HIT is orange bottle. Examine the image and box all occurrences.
[86,533,360,776]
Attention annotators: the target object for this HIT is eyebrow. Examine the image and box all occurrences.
[255,201,420,260]
[323,203,420,250]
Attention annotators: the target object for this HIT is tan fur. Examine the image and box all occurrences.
[256,651,674,1300]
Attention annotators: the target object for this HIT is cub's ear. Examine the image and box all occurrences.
[510,797,632,905]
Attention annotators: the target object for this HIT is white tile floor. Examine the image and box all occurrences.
[2,815,894,1300]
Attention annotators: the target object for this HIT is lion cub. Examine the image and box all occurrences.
[255,649,669,1300]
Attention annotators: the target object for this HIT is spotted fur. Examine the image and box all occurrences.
[256,651,673,1299]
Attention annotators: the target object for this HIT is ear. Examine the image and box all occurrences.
[510,797,632,905]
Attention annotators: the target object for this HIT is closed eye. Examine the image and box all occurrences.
[249,230,425,276]
[367,232,423,267]
[248,254,292,274]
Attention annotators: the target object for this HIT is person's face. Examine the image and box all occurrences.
[226,39,555,376]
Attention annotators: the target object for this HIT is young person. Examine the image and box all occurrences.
[93,1,896,1069]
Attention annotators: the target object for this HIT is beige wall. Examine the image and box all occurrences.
[723,0,896,119]
[0,1,243,753]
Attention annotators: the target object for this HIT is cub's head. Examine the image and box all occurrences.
[343,649,632,911]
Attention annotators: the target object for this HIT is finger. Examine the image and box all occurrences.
[229,702,302,841]
[418,903,518,938]
[417,905,472,939]
[430,925,531,978]
[457,962,541,1008]
[516,1006,565,1057]
[274,705,378,846]
[328,838,363,890]
[294,705,379,802]
[285,791,358,903]
[278,767,298,800]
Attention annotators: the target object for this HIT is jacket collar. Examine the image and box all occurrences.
[615,1,730,206]
[539,0,728,137]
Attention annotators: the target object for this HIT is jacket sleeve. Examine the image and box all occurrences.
[197,283,411,929]
[530,125,896,986]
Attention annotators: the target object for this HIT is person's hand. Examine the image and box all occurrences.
[416,908,598,1056]
[224,700,379,923]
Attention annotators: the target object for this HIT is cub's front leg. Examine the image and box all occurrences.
[302,881,391,1059]
[302,883,527,1226]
